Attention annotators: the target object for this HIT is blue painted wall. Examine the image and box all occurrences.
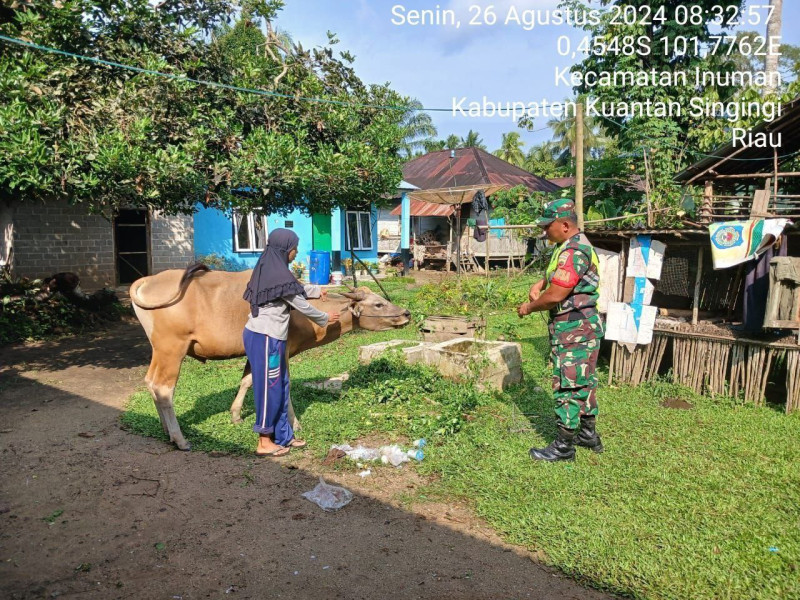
[193,203,377,274]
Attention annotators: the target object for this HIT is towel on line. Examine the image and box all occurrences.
[708,219,791,270]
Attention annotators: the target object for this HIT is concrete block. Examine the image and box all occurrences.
[358,339,432,365]
[422,338,523,392]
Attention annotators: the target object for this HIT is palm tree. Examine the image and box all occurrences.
[399,99,438,158]
[765,0,783,95]
[461,129,487,150]
[547,102,605,158]
[444,134,462,150]
[492,132,526,166]
[523,141,561,177]
[421,139,446,153]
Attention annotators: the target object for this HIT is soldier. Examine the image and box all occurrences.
[517,198,604,462]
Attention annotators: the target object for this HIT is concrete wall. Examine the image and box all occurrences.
[150,210,194,272]
[11,199,115,287]
[9,200,195,288]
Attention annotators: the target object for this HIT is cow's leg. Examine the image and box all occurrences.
[230,360,252,425]
[231,362,300,431]
[145,343,191,450]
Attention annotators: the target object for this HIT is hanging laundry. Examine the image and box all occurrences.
[708,218,791,270]
[472,190,489,242]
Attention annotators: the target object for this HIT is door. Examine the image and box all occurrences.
[312,213,332,251]
[114,209,149,284]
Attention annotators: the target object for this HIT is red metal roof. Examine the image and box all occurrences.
[390,200,455,217]
[402,147,560,193]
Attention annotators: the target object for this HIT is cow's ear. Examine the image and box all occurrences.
[348,301,362,317]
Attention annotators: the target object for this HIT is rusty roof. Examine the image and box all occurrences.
[403,148,560,193]
[390,200,455,217]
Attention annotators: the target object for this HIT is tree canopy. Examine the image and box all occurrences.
[0,0,407,216]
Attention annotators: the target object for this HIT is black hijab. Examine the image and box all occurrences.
[243,228,307,317]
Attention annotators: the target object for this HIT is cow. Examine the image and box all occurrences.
[130,264,411,450]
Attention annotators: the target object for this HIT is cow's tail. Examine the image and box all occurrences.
[130,263,211,310]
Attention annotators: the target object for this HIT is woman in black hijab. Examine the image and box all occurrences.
[243,228,340,457]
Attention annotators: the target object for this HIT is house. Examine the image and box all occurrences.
[386,148,560,270]
[587,97,800,412]
[0,199,193,288]
[192,202,380,277]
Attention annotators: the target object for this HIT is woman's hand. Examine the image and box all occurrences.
[327,311,340,324]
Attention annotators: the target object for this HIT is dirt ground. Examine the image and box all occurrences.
[0,320,612,600]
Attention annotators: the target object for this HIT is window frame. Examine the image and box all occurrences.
[232,211,268,253]
[345,210,373,251]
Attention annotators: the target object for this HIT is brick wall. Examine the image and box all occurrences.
[150,210,194,272]
[11,200,116,288]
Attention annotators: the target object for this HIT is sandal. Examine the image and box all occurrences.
[255,446,290,457]
[287,438,307,448]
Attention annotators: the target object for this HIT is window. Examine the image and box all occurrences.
[233,211,268,252]
[345,211,373,251]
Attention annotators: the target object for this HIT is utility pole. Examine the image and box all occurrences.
[575,100,585,230]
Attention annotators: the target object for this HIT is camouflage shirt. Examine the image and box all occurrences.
[545,232,604,345]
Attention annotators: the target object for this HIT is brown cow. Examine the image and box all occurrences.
[130,264,411,450]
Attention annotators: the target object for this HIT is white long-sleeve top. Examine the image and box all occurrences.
[244,284,329,340]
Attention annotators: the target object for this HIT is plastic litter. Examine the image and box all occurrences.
[406,449,424,461]
[302,477,354,511]
[358,469,372,478]
[330,443,421,467]
[379,445,409,466]
[412,438,427,448]
[331,444,381,461]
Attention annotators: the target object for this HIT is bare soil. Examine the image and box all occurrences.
[0,321,612,600]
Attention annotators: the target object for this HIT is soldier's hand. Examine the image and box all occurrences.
[320,290,328,302]
[517,302,531,318]
[529,281,543,302]
[327,311,340,324]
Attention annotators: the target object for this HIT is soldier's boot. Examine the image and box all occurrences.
[575,416,604,454]
[529,426,576,462]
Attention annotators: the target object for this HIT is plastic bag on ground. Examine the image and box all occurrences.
[302,477,354,511]
[331,444,381,461]
[379,444,409,467]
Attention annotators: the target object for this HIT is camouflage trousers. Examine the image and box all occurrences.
[550,338,600,430]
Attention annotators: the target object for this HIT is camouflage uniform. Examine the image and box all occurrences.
[545,232,604,430]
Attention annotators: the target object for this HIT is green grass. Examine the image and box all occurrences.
[123,274,800,600]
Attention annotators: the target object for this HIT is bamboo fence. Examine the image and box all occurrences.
[608,333,800,413]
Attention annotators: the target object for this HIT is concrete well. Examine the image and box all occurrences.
[422,338,523,392]
[358,340,433,365]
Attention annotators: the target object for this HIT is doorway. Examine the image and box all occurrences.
[312,213,332,251]
[114,209,149,284]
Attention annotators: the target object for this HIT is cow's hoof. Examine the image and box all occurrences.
[173,439,192,451]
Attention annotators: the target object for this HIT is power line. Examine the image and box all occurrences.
[3,33,798,163]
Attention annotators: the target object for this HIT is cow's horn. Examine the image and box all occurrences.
[342,290,365,301]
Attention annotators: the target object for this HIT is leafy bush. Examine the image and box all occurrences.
[341,355,488,438]
[406,275,534,320]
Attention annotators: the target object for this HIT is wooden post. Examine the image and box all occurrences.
[576,101,585,230]
[774,147,779,203]
[701,180,713,224]
[456,204,462,276]
[643,148,654,228]
[485,223,491,278]
[692,246,705,325]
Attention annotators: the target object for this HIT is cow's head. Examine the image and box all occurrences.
[342,287,411,331]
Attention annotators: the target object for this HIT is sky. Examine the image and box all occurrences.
[273,0,800,153]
